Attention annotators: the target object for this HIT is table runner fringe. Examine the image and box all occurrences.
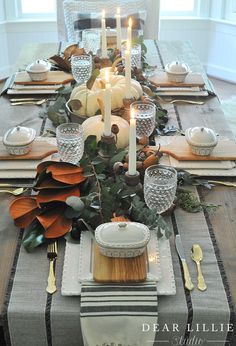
[2,229,24,346]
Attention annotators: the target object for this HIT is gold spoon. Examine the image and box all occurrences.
[10,99,47,106]
[0,187,26,196]
[191,244,207,291]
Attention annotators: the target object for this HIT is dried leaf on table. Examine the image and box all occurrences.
[9,197,38,220]
[34,176,72,190]
[52,172,87,185]
[46,163,83,175]
[44,213,72,238]
[36,185,81,206]
[49,55,71,72]
[37,205,66,230]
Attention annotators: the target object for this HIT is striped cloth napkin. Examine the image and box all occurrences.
[80,281,158,346]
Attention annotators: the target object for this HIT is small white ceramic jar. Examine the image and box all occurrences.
[185,126,218,156]
[95,222,151,258]
[26,60,51,81]
[3,126,36,155]
[165,61,190,83]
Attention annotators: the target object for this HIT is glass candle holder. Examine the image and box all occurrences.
[144,165,177,214]
[71,54,92,85]
[56,123,84,165]
[130,101,156,139]
[82,29,101,55]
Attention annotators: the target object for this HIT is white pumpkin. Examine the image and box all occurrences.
[82,114,130,149]
[70,74,143,117]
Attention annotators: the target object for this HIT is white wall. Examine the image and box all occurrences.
[207,20,236,82]
[160,17,236,83]
[0,18,236,83]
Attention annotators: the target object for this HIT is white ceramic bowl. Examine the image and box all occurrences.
[95,222,150,258]
[26,59,51,81]
[185,126,218,156]
[165,61,190,83]
[3,126,36,155]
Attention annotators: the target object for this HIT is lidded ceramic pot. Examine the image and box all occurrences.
[165,61,190,83]
[95,222,151,258]
[185,126,218,156]
[3,126,36,155]
[26,59,51,81]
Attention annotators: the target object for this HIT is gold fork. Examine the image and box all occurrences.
[46,242,58,294]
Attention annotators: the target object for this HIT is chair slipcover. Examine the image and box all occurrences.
[57,0,160,41]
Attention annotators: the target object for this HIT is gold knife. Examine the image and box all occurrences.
[175,235,194,291]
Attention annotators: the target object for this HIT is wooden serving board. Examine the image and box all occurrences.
[0,140,57,160]
[160,136,236,161]
[149,71,205,87]
[14,71,74,85]
[93,244,147,283]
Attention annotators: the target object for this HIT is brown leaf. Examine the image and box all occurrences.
[14,210,39,228]
[49,55,71,72]
[36,185,81,206]
[46,163,84,176]
[35,176,72,190]
[37,205,65,230]
[52,173,86,185]
[44,213,72,238]
[36,160,58,175]
[9,197,38,220]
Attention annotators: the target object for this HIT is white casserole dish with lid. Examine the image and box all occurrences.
[3,126,36,155]
[95,222,151,258]
[26,59,51,81]
[185,126,218,156]
[165,61,190,83]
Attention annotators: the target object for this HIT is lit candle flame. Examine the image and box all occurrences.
[105,68,110,84]
[117,7,120,15]
[102,9,105,19]
[128,17,132,28]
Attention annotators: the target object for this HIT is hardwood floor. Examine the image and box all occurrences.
[208,77,236,101]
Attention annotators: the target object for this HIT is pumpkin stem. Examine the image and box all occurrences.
[97,97,105,121]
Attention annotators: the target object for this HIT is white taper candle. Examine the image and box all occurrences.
[101,10,108,58]
[116,7,122,51]
[128,109,137,175]
[103,69,112,136]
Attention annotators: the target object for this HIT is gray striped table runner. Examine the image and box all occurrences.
[2,41,235,346]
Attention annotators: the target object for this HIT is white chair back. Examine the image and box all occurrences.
[57,0,160,42]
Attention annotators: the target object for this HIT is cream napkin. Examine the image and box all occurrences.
[80,281,158,346]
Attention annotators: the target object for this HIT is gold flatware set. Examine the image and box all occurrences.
[10,98,47,106]
[176,235,207,292]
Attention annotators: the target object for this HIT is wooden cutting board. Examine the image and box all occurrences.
[149,71,205,87]
[0,140,57,160]
[93,244,147,283]
[160,136,236,161]
[14,71,74,85]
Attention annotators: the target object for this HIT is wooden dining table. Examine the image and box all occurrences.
[0,40,235,346]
